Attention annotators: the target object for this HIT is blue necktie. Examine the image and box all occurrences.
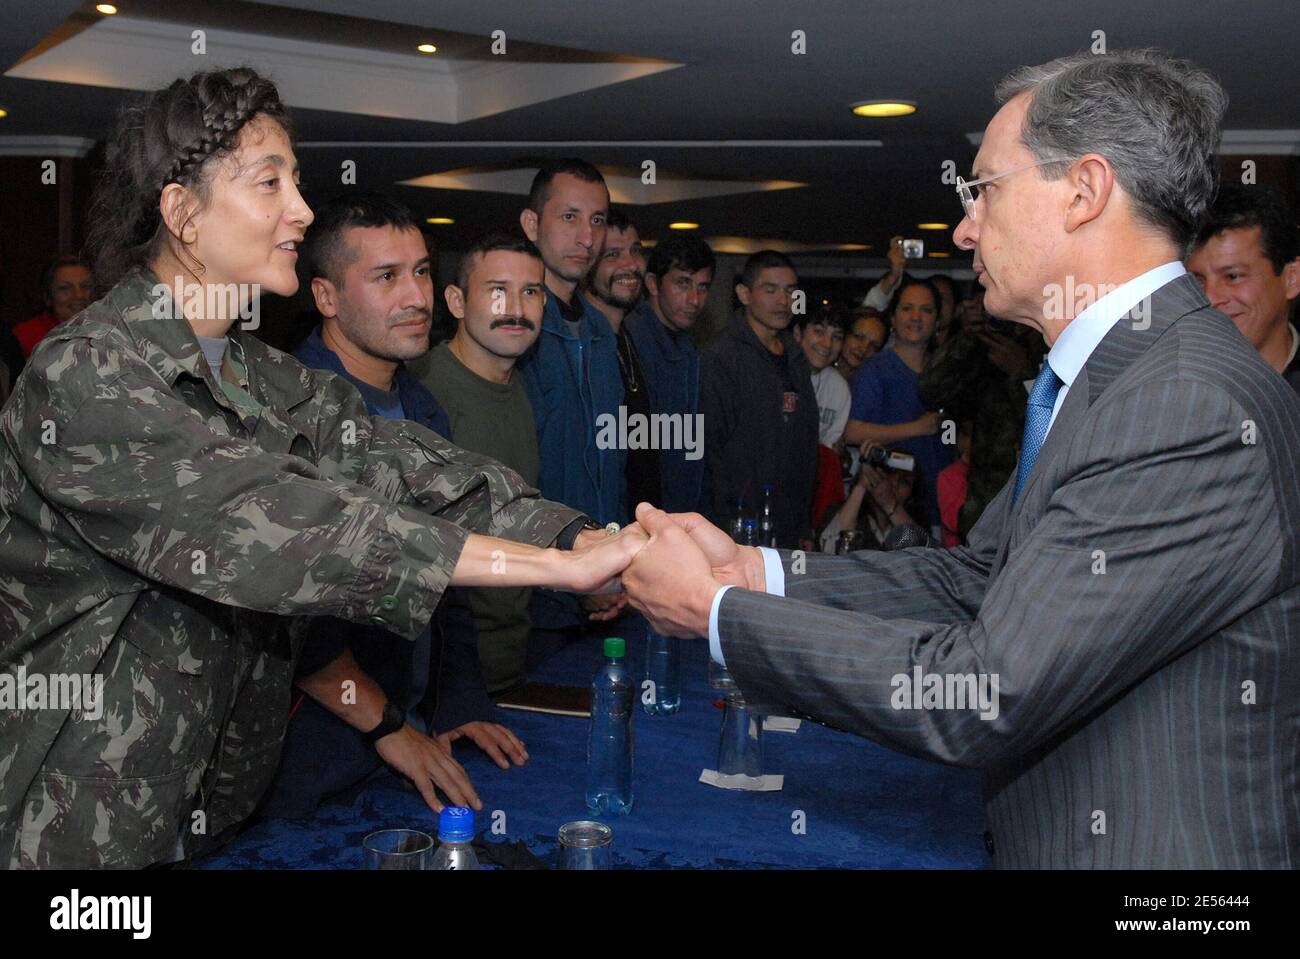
[1013,359,1063,502]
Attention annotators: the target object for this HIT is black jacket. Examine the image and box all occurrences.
[701,312,819,546]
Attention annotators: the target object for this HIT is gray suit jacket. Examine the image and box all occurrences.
[719,274,1300,868]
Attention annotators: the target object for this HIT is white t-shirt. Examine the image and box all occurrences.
[811,366,851,447]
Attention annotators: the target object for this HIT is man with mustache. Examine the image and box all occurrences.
[583,208,661,514]
[518,158,628,634]
[415,232,549,694]
[267,195,528,818]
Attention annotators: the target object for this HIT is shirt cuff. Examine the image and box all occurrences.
[707,584,733,666]
[758,547,786,597]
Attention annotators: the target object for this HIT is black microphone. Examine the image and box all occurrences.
[881,523,932,551]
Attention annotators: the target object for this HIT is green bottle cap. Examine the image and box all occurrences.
[603,637,626,658]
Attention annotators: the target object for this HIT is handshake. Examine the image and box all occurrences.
[569,503,770,638]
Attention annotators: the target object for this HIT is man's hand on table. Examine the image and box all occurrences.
[436,720,529,770]
[374,723,482,813]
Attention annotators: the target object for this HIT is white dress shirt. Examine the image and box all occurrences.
[1043,261,1186,432]
[706,261,1189,666]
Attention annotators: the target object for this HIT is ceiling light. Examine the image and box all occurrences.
[0,108,7,119]
[669,222,699,230]
[96,3,118,14]
[417,43,438,54]
[917,223,949,231]
[928,252,951,258]
[425,217,454,225]
[851,100,916,118]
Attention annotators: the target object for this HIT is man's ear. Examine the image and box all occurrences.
[1063,153,1114,234]
[735,282,751,307]
[310,276,338,318]
[158,182,201,245]
[1283,257,1300,301]
[644,271,660,299]
[444,283,467,320]
[520,207,539,243]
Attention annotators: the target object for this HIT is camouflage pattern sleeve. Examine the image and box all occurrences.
[6,334,575,642]
[302,369,585,552]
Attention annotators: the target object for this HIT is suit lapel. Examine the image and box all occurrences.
[991,273,1210,573]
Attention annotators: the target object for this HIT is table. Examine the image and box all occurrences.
[198,617,989,869]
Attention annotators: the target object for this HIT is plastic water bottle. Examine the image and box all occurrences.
[430,806,480,870]
[741,518,758,546]
[643,629,681,716]
[759,484,777,547]
[729,495,747,543]
[586,637,634,815]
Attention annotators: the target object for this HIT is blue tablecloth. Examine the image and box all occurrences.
[198,617,989,869]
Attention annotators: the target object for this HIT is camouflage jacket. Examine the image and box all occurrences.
[0,268,584,868]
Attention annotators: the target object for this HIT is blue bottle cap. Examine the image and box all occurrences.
[438,805,475,841]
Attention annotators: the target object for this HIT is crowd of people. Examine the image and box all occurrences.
[0,53,1297,868]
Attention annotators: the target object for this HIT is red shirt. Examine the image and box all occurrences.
[937,459,969,548]
[13,312,59,358]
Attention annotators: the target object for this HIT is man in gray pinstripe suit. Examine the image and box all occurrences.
[623,49,1300,868]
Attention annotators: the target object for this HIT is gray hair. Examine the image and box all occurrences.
[995,49,1228,248]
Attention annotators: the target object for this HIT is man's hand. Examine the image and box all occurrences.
[375,724,482,813]
[622,505,724,637]
[437,721,528,770]
[581,592,628,621]
[632,502,766,592]
[886,235,906,282]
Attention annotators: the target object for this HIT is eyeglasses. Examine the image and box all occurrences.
[955,157,1072,220]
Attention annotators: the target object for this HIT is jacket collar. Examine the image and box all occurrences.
[631,301,694,358]
[113,267,316,414]
[996,272,1210,560]
[541,285,614,341]
[727,308,801,365]
[294,324,439,425]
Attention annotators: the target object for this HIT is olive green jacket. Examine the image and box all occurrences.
[0,268,583,867]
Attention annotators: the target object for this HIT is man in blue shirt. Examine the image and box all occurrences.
[517,159,628,630]
[266,193,529,818]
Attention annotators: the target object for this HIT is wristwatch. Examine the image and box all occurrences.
[365,700,405,746]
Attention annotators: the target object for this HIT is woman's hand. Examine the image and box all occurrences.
[912,411,942,436]
[563,524,649,594]
[858,464,897,512]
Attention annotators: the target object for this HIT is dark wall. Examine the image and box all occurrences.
[0,152,94,331]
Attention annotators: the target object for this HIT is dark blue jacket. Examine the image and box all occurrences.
[518,288,627,628]
[625,301,705,514]
[291,326,494,733]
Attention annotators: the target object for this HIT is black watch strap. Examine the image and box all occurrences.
[365,700,406,745]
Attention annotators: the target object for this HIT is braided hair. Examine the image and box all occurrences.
[85,67,293,287]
